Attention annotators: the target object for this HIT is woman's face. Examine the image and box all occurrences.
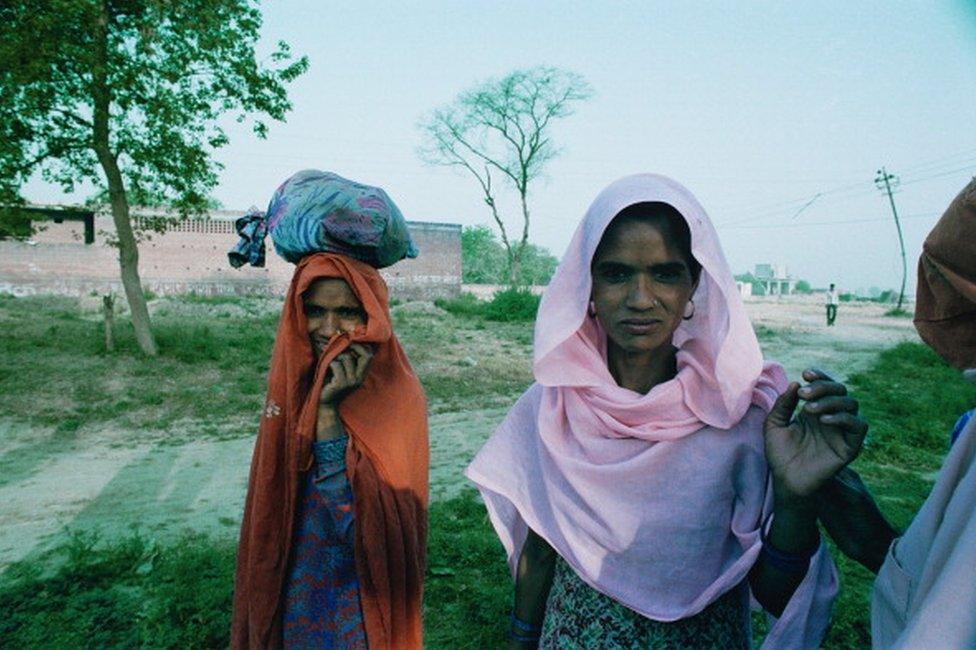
[590,216,698,357]
[303,278,366,357]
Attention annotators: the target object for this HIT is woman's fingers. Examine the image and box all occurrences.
[801,367,835,383]
[798,379,848,400]
[351,344,374,381]
[803,395,859,416]
[766,382,800,429]
[817,411,869,437]
[332,346,374,387]
[329,358,349,386]
[338,351,357,379]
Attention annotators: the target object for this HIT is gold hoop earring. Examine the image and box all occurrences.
[588,300,597,317]
[683,299,696,321]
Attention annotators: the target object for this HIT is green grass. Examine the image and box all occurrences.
[0,295,276,435]
[1,292,970,648]
[0,293,534,434]
[0,532,236,649]
[0,493,507,649]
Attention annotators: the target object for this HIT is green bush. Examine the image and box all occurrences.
[484,287,540,322]
[434,292,486,318]
[883,307,911,318]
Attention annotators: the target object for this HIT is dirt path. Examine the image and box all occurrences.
[0,299,917,571]
[745,298,918,381]
[0,407,510,571]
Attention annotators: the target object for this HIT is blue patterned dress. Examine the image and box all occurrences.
[283,436,368,648]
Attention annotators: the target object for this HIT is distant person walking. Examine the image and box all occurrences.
[826,283,839,326]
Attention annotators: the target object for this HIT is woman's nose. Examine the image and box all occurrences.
[627,275,658,310]
[317,313,340,337]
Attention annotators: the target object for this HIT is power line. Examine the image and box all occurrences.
[718,211,938,230]
[718,161,974,227]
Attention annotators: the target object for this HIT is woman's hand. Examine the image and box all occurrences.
[319,343,375,407]
[316,343,374,440]
[763,368,869,500]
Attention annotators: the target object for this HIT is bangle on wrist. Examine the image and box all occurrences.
[509,610,542,642]
[760,514,820,574]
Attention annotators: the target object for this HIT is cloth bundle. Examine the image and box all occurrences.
[229,170,418,270]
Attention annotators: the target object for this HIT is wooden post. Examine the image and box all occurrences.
[103,294,115,352]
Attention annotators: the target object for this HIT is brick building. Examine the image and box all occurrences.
[0,207,462,300]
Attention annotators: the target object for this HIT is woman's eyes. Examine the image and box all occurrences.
[653,270,682,283]
[302,306,364,320]
[598,268,684,284]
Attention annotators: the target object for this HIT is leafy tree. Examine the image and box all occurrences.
[461,225,507,284]
[462,225,559,285]
[795,280,812,294]
[517,242,559,286]
[0,0,307,355]
[419,67,591,285]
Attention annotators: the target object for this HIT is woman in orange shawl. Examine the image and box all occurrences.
[231,252,428,649]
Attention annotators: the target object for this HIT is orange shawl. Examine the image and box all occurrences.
[915,177,976,369]
[231,253,429,649]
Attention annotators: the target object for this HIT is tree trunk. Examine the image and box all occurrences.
[508,189,531,287]
[102,294,115,352]
[507,244,525,287]
[92,0,157,356]
[97,151,158,356]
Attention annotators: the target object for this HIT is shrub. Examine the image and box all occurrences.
[883,307,911,318]
[484,287,540,322]
[434,292,486,318]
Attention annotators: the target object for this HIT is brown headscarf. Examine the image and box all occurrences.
[914,177,976,370]
[231,253,429,649]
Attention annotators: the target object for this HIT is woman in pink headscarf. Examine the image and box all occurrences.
[466,174,868,648]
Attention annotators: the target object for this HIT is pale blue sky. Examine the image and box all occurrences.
[26,1,976,291]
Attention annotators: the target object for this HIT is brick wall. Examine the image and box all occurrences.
[0,212,461,300]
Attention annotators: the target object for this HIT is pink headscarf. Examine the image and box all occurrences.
[466,174,837,647]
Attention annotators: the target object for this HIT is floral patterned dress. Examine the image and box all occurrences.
[283,436,367,648]
[540,558,751,649]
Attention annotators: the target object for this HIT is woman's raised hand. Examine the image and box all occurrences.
[319,343,375,407]
[763,368,869,498]
[315,343,375,441]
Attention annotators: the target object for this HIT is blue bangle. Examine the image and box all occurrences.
[509,611,542,641]
[759,517,820,574]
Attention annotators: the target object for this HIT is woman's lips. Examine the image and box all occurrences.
[620,319,662,334]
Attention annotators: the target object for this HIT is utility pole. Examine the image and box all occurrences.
[875,167,907,311]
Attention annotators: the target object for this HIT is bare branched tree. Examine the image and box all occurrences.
[418,67,592,285]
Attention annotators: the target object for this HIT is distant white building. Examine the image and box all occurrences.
[754,263,796,296]
[735,281,754,298]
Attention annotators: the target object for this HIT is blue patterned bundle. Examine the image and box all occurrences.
[228,170,418,269]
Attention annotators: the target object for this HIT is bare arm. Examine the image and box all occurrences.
[753,369,869,616]
[816,467,899,574]
[509,528,557,649]
[748,486,821,616]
